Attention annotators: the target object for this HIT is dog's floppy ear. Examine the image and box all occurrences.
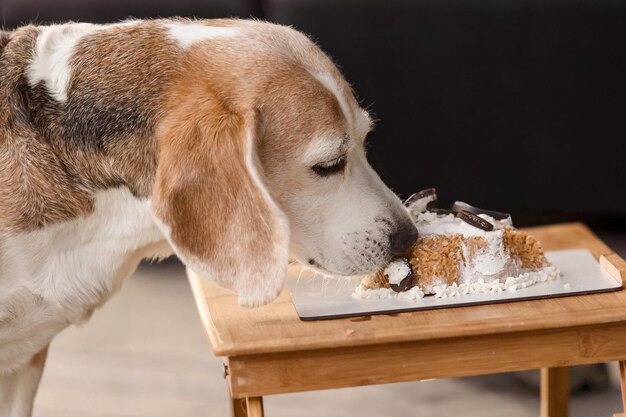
[151,95,289,307]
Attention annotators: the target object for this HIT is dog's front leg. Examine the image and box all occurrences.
[0,346,49,417]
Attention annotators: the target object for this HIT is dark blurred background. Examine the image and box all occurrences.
[2,0,625,229]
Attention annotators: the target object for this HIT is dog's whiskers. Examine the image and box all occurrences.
[293,263,307,295]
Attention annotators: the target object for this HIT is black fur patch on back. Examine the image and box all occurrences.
[22,81,159,149]
[21,83,62,141]
[19,24,177,150]
[63,89,158,149]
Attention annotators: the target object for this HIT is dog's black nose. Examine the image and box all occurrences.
[390,223,419,255]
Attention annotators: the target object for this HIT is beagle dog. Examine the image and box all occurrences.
[0,19,417,416]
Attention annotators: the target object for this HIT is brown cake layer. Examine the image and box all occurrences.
[408,235,462,293]
[502,229,547,270]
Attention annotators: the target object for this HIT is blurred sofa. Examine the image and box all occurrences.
[2,0,625,229]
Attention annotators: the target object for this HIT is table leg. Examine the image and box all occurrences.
[246,397,265,417]
[617,360,626,416]
[230,398,247,417]
[229,397,265,417]
[540,367,569,417]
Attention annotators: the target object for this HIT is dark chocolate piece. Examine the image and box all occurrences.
[415,187,437,199]
[457,210,494,231]
[390,275,414,293]
[451,202,511,221]
[385,258,415,292]
[404,188,437,207]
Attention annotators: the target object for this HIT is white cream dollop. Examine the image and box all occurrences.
[383,259,411,285]
[351,284,425,300]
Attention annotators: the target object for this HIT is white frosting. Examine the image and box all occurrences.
[415,210,515,284]
[352,265,559,301]
[459,230,514,284]
[416,211,503,237]
[383,259,411,285]
[352,285,397,300]
[397,286,425,300]
[352,284,425,300]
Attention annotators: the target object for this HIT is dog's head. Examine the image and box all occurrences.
[151,21,416,306]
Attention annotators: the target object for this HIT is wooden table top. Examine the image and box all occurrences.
[188,223,626,357]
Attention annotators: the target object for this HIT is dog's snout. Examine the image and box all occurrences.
[390,223,418,256]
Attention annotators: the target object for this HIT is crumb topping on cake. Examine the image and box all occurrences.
[409,235,462,292]
[503,229,547,270]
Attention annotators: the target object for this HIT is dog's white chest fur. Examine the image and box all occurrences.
[0,188,171,372]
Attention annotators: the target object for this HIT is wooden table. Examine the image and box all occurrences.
[187,223,626,417]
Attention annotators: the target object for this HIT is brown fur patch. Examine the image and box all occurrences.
[65,22,176,147]
[151,63,289,302]
[153,90,269,260]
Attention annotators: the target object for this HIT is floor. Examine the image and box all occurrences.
[34,237,626,417]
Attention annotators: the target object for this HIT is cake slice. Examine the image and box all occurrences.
[355,189,559,300]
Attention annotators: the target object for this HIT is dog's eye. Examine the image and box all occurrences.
[312,157,347,177]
